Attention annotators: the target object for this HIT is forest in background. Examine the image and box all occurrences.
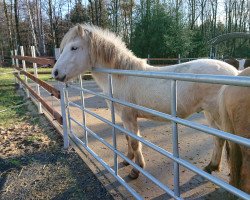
[0,0,249,59]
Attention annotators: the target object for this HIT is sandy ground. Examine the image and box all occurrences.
[38,80,233,200]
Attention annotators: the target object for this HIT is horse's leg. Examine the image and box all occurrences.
[203,112,225,173]
[204,136,225,173]
[122,114,145,179]
[122,135,135,166]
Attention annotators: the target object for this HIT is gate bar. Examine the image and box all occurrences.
[69,116,181,199]
[93,68,250,87]
[108,74,118,175]
[67,92,250,200]
[69,130,143,200]
[67,85,250,148]
[171,80,180,196]
[79,75,88,146]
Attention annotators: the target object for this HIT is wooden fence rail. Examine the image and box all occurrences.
[14,67,60,99]
[12,55,55,66]
[12,47,62,125]
[14,73,63,124]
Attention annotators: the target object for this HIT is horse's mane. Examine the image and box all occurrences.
[60,24,147,70]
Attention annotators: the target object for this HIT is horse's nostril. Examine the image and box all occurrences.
[54,70,58,77]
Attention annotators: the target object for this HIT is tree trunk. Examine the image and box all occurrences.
[25,0,40,55]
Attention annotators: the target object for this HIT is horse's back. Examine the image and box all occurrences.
[154,59,238,76]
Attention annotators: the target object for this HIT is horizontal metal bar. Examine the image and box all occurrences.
[69,117,181,199]
[93,68,250,87]
[69,105,250,200]
[69,131,143,200]
[67,85,250,148]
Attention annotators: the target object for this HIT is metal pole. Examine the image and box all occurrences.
[108,74,118,175]
[79,75,88,146]
[20,46,29,98]
[14,49,22,88]
[64,87,73,136]
[171,80,180,197]
[61,87,69,149]
[31,46,42,113]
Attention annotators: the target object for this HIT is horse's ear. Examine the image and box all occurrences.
[84,29,93,39]
[77,24,84,37]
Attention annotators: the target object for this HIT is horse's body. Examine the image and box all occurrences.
[218,68,250,193]
[52,24,239,178]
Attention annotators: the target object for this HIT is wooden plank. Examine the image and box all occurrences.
[12,55,55,66]
[15,67,60,99]
[14,74,63,125]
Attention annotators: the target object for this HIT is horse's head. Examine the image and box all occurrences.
[52,25,92,82]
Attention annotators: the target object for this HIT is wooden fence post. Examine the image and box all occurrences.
[11,50,17,84]
[14,49,22,88]
[20,46,30,98]
[31,46,42,114]
[178,54,181,64]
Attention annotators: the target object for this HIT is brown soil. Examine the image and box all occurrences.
[0,102,113,200]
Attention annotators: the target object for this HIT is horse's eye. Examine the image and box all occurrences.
[71,46,78,51]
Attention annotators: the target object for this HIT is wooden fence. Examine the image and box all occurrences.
[11,46,62,125]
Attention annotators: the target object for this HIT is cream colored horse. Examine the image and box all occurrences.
[219,68,250,194]
[52,24,239,179]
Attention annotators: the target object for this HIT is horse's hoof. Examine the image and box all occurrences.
[203,165,212,174]
[204,164,219,174]
[123,160,130,166]
[128,169,140,179]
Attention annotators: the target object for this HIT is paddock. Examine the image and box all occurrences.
[10,51,250,199]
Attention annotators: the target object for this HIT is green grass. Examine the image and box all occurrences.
[0,67,56,127]
[0,67,28,127]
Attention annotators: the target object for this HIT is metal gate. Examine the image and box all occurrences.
[60,68,250,200]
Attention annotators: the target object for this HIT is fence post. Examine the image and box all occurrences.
[79,75,88,146]
[108,74,118,175]
[147,54,150,64]
[60,86,69,149]
[31,46,42,113]
[11,50,17,84]
[14,49,22,88]
[171,80,180,197]
[178,54,181,64]
[20,46,30,98]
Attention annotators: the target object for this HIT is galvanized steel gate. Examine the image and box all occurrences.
[61,68,250,200]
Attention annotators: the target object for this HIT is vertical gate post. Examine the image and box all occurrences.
[20,46,30,98]
[79,75,88,146]
[31,46,42,113]
[60,86,69,149]
[171,80,180,197]
[64,87,73,137]
[108,74,118,175]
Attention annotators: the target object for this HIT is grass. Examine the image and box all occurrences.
[0,67,52,127]
[0,67,27,126]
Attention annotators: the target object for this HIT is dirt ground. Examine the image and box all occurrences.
[38,80,235,200]
[0,100,113,200]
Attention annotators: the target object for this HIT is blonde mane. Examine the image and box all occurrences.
[60,24,147,70]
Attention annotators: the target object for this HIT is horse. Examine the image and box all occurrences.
[218,68,250,194]
[52,24,239,179]
[224,58,239,70]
